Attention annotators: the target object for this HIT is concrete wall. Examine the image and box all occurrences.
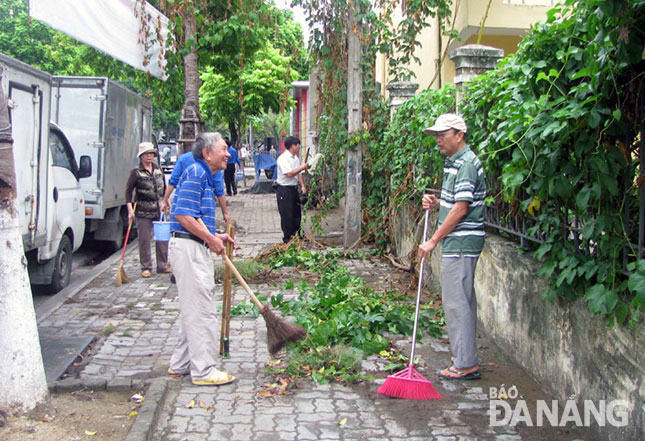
[392,208,644,440]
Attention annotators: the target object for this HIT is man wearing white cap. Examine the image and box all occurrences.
[418,113,486,381]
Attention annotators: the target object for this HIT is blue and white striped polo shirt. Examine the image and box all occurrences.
[170,159,218,235]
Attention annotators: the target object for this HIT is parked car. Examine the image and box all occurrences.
[159,141,178,172]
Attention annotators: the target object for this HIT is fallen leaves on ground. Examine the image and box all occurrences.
[185,399,212,411]
[255,376,297,398]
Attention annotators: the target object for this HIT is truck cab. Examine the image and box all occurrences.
[1,52,91,293]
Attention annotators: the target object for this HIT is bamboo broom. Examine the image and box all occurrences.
[197,218,306,354]
[115,203,136,287]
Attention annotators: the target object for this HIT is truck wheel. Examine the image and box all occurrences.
[105,214,125,253]
[48,235,72,293]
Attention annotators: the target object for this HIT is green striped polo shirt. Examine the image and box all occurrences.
[438,145,486,257]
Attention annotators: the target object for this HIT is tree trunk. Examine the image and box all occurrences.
[344,2,363,248]
[0,66,49,415]
[228,119,239,146]
[177,7,203,154]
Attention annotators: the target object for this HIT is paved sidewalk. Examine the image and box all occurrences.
[36,190,595,441]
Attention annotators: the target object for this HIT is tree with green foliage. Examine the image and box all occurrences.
[1,0,307,145]
[200,43,296,145]
[292,0,454,231]
[0,0,77,73]
[0,0,180,137]
[250,110,290,143]
[156,0,307,148]
[297,0,643,324]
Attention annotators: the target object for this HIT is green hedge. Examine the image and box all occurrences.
[310,0,644,324]
[459,0,644,325]
[363,0,644,324]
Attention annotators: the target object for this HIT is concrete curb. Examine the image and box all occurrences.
[47,376,169,441]
[125,377,169,441]
[48,376,150,393]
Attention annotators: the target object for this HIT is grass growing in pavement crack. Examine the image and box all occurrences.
[103,324,116,336]
[213,259,270,284]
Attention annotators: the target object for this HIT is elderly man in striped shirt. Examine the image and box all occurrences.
[167,132,236,386]
[419,114,486,381]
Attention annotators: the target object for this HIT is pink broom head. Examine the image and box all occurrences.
[377,366,442,400]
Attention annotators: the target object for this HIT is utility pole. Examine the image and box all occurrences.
[0,66,49,414]
[344,1,362,248]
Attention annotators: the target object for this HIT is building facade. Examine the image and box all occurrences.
[376,0,557,94]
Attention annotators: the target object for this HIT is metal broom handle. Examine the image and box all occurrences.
[409,209,430,365]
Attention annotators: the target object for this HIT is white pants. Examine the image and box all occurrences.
[168,237,221,380]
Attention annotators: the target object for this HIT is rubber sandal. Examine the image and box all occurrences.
[192,370,236,386]
[168,368,189,376]
[438,366,481,380]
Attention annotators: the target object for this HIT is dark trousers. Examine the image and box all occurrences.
[276,184,302,243]
[224,163,237,195]
[135,216,169,272]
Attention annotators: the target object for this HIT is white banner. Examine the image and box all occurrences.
[29,0,170,80]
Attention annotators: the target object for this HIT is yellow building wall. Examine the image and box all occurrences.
[377,0,554,95]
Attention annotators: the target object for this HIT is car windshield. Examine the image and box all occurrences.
[159,143,177,167]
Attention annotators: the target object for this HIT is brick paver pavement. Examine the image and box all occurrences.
[36,187,595,441]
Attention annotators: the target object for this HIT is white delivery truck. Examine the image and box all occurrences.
[0,53,91,292]
[51,76,153,251]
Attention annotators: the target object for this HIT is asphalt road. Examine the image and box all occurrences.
[31,170,174,313]
[32,240,128,316]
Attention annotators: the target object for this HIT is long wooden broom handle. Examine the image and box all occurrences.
[120,202,137,260]
[196,218,265,310]
[223,255,264,311]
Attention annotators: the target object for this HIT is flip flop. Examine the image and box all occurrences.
[192,370,236,386]
[439,366,481,380]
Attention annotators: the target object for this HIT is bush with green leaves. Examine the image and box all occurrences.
[363,85,455,248]
[460,0,644,325]
[302,0,644,325]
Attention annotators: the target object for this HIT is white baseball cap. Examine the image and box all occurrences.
[423,113,468,134]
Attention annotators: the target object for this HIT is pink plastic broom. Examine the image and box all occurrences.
[378,209,442,400]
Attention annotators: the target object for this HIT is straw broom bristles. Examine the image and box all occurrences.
[261,306,307,354]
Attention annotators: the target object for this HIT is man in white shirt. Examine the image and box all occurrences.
[275,136,309,243]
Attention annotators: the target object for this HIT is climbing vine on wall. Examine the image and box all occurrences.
[363,86,455,248]
[460,0,644,325]
[293,0,455,235]
[301,0,644,324]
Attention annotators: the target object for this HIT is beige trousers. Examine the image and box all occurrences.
[168,237,221,380]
